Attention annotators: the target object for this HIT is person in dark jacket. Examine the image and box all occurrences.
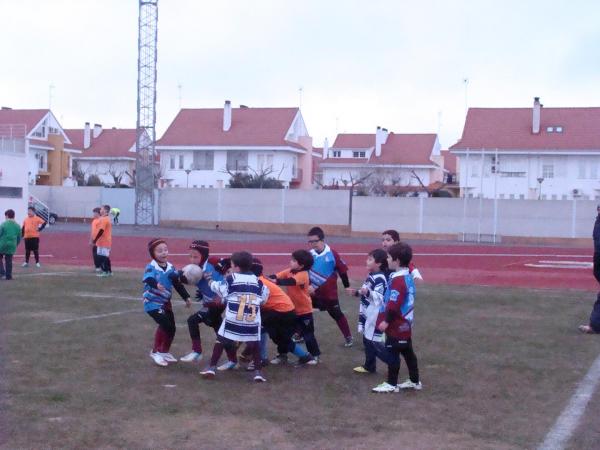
[580,206,600,334]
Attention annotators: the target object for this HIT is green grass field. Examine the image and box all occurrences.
[1,266,599,449]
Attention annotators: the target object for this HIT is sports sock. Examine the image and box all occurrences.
[210,342,225,367]
[153,327,162,353]
[224,346,238,363]
[292,344,308,358]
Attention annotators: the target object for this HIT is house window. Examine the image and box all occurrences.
[178,155,184,170]
[499,194,505,199]
[226,151,248,171]
[542,164,554,179]
[591,162,598,179]
[578,161,586,179]
[546,126,554,133]
[519,194,525,199]
[352,151,365,158]
[292,155,298,177]
[193,151,214,170]
[38,154,45,170]
[169,156,175,170]
[257,154,274,171]
[332,151,341,158]
[555,126,563,133]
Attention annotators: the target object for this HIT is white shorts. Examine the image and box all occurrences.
[97,246,111,257]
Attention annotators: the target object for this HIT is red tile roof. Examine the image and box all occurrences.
[326,133,437,166]
[441,150,457,173]
[66,128,137,159]
[157,107,305,148]
[0,109,48,136]
[450,107,600,150]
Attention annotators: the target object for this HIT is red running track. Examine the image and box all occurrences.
[21,232,599,292]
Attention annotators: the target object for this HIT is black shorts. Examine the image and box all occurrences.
[311,296,340,311]
[196,306,224,328]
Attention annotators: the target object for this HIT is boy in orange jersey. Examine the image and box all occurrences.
[89,207,102,272]
[92,204,113,277]
[21,207,46,268]
[270,250,321,363]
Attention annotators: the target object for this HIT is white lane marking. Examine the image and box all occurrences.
[18,271,79,277]
[13,254,54,259]
[525,260,593,269]
[76,292,141,301]
[169,252,592,258]
[53,309,138,324]
[538,353,600,450]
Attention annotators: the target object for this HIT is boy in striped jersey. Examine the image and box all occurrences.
[373,242,422,393]
[200,251,270,382]
[347,249,389,374]
[307,227,353,347]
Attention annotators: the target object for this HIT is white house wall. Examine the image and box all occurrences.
[0,138,29,222]
[457,153,600,200]
[160,149,300,188]
[322,167,432,187]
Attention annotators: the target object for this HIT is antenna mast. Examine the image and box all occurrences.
[135,0,159,225]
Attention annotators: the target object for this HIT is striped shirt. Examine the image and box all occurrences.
[210,272,269,342]
[358,271,387,341]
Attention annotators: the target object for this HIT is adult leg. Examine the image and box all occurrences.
[32,237,40,264]
[594,251,600,284]
[24,238,32,264]
[0,254,5,277]
[5,254,13,280]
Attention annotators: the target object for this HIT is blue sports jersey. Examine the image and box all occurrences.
[195,261,223,306]
[142,260,179,312]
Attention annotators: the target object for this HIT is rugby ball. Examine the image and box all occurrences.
[181,264,204,285]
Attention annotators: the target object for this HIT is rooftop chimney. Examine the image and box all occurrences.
[223,100,232,132]
[84,122,91,149]
[532,97,541,134]
[93,123,102,138]
[375,126,389,157]
[323,138,329,160]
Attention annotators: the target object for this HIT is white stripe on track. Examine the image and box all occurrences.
[13,254,54,259]
[169,252,591,258]
[538,353,600,450]
[53,309,138,324]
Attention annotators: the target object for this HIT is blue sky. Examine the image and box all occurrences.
[1,0,599,148]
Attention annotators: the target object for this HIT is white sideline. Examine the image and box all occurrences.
[538,352,600,450]
[169,252,591,258]
[53,309,139,324]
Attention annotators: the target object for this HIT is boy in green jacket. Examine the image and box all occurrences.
[0,209,22,280]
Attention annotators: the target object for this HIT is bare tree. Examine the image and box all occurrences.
[107,163,125,187]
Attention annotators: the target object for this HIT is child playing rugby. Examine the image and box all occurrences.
[372,242,422,393]
[142,238,191,367]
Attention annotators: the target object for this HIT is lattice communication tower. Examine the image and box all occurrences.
[135,0,159,225]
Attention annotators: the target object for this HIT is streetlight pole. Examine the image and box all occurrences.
[537,177,544,200]
[185,169,192,188]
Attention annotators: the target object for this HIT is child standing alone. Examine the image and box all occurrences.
[372,242,422,393]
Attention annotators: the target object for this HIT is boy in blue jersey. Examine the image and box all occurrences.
[180,241,234,367]
[307,226,353,347]
[143,238,191,367]
[200,251,270,382]
[347,249,389,374]
[373,242,421,393]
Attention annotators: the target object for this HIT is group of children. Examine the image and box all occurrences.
[141,226,422,392]
[0,207,48,280]
[89,205,113,277]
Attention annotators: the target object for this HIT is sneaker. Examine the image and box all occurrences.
[306,356,320,365]
[372,382,399,393]
[254,372,267,383]
[295,354,314,366]
[270,354,288,365]
[200,368,216,378]
[180,351,202,362]
[36,262,41,268]
[217,360,238,371]
[149,351,168,367]
[353,366,371,374]
[94,267,103,273]
[398,379,423,390]
[159,352,178,363]
[578,325,595,334]
[96,272,110,277]
[344,337,354,348]
[22,262,29,268]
